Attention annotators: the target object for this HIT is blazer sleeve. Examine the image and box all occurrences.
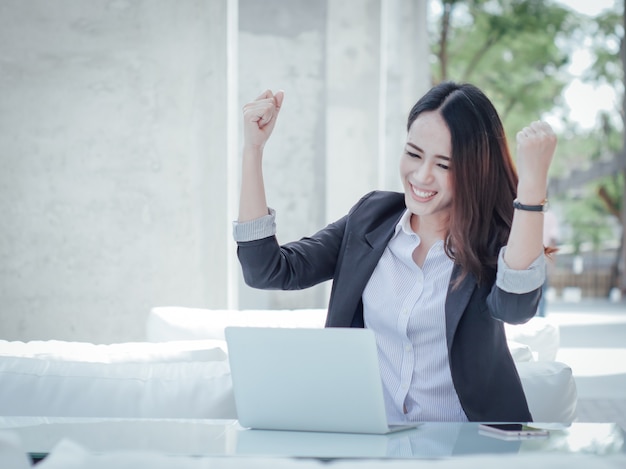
[486,248,544,325]
[486,283,541,325]
[236,215,347,290]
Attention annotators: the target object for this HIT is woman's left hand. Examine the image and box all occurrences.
[515,121,557,202]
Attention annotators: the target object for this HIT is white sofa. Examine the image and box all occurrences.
[0,308,577,423]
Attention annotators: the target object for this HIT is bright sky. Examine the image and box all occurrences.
[555,0,616,16]
[555,53,619,131]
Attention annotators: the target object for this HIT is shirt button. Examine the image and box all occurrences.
[402,309,408,315]
[405,345,411,352]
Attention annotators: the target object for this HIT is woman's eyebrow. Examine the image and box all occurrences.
[406,142,450,161]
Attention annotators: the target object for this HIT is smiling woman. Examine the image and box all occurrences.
[232,81,558,424]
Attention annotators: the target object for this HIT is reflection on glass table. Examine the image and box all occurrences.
[236,422,625,459]
[0,418,623,461]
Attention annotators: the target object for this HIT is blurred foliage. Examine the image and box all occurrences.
[429,0,579,139]
[551,112,623,176]
[557,172,623,254]
[584,7,624,92]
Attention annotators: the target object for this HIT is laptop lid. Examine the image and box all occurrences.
[225,326,410,434]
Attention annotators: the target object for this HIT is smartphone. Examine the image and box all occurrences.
[478,423,549,439]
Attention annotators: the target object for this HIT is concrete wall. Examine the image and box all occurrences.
[0,0,230,342]
[0,0,429,343]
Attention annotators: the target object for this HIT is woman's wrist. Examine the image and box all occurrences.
[516,182,547,205]
[243,142,265,155]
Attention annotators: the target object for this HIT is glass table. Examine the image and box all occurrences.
[1,417,624,463]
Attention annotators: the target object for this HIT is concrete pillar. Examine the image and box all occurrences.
[325,0,382,222]
[237,0,329,310]
[381,0,430,192]
[325,0,430,217]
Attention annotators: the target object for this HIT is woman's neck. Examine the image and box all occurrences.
[410,212,449,245]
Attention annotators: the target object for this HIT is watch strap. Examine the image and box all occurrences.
[513,198,548,212]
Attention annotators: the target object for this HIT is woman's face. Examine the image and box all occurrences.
[400,111,453,226]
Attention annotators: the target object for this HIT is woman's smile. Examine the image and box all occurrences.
[410,185,438,201]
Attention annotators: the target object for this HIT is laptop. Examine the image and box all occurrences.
[224,326,418,434]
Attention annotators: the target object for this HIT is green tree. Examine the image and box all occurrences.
[430,0,579,138]
[557,2,625,292]
[585,4,625,292]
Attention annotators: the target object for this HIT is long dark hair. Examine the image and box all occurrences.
[407,82,518,286]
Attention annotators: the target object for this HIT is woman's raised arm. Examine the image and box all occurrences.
[238,89,285,222]
[504,120,557,269]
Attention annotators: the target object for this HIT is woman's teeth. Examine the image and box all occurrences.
[412,188,436,198]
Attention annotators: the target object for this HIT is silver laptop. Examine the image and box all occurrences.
[224,326,418,434]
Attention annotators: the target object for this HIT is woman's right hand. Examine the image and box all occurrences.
[242,89,284,150]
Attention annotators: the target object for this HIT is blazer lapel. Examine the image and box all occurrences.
[444,265,477,352]
[328,216,399,327]
[364,218,397,250]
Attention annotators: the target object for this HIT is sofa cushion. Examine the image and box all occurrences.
[516,361,577,423]
[0,340,235,419]
[147,307,327,342]
[505,317,560,361]
[0,339,226,363]
[0,336,575,423]
[506,341,534,363]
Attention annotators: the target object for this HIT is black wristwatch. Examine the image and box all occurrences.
[513,198,549,212]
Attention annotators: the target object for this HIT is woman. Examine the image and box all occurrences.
[233,82,557,423]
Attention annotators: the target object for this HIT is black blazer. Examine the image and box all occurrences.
[237,191,538,422]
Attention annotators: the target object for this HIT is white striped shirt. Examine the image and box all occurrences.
[363,209,466,422]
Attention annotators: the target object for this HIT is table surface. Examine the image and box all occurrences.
[1,418,624,461]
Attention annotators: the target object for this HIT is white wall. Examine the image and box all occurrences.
[0,0,429,343]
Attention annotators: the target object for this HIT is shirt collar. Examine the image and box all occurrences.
[393,210,447,251]
[393,209,415,238]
